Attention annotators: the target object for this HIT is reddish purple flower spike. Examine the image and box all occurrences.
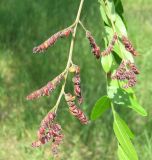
[65,93,88,124]
[122,35,138,56]
[101,33,118,56]
[129,63,140,74]
[112,60,139,88]
[69,105,88,124]
[26,73,64,100]
[32,110,63,155]
[86,30,101,59]
[33,28,73,53]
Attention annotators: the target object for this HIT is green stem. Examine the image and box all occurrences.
[111,102,115,117]
[52,0,85,113]
[79,20,87,32]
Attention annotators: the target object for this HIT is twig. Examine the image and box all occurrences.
[53,0,85,113]
[79,20,87,32]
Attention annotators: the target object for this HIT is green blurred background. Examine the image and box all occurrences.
[0,0,152,159]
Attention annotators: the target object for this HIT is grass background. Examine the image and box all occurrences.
[0,0,152,159]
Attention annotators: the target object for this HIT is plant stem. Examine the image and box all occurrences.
[103,0,125,60]
[79,20,87,32]
[53,0,84,113]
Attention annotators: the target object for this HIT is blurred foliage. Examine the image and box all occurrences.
[0,0,152,159]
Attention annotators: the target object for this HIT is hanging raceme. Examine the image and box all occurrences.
[86,30,101,59]
[26,0,147,158]
[122,35,139,56]
[33,27,73,53]
[112,60,139,88]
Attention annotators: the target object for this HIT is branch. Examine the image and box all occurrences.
[53,0,85,113]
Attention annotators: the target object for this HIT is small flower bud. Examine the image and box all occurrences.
[51,134,64,155]
[69,64,80,73]
[65,93,75,103]
[32,140,41,147]
[60,28,73,37]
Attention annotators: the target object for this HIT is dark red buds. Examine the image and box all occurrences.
[101,33,118,56]
[122,35,138,56]
[112,60,139,88]
[65,93,89,124]
[26,73,64,100]
[86,30,101,59]
[32,110,63,155]
[72,74,83,104]
[33,28,73,53]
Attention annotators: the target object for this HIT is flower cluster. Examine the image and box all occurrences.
[26,73,64,100]
[32,112,64,155]
[65,93,89,124]
[101,33,118,56]
[72,66,83,104]
[112,60,140,88]
[86,30,101,59]
[122,35,138,56]
[33,28,73,53]
[27,7,141,156]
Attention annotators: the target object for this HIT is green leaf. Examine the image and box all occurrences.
[108,87,131,105]
[107,85,118,99]
[115,14,127,36]
[115,112,134,139]
[91,96,111,120]
[108,86,147,116]
[105,0,116,22]
[113,112,138,160]
[123,87,135,94]
[114,0,124,16]
[101,54,113,73]
[100,4,110,25]
[107,79,119,99]
[129,97,147,116]
[118,145,130,160]
[113,43,124,59]
[104,26,113,44]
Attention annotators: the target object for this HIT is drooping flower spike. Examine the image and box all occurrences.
[32,111,63,155]
[112,60,139,88]
[26,73,65,100]
[65,93,89,124]
[69,64,83,104]
[86,30,101,59]
[122,35,138,56]
[33,28,73,53]
[101,33,118,56]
